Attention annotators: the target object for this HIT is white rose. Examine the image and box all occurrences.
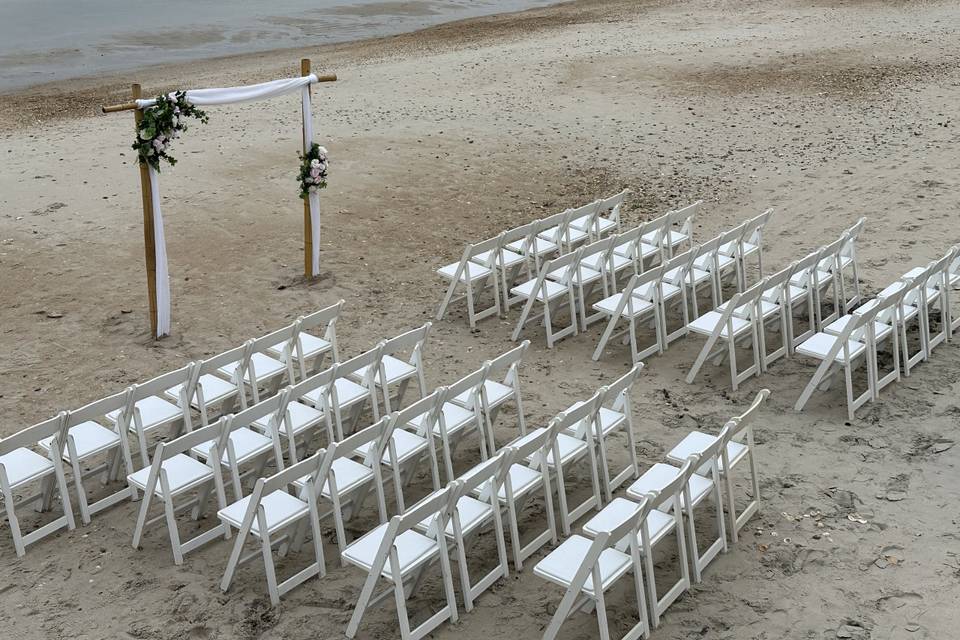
[308,185,317,193]
[317,146,328,155]
[310,159,320,168]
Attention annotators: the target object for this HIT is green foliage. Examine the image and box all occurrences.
[132,91,209,172]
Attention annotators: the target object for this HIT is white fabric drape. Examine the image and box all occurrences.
[137,73,324,336]
[147,165,171,337]
[135,74,318,109]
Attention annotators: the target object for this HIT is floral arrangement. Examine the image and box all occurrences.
[132,91,208,172]
[298,143,329,198]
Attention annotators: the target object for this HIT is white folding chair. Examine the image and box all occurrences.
[592,265,667,363]
[218,324,297,403]
[794,302,881,419]
[644,201,698,258]
[630,213,670,267]
[685,234,724,319]
[948,247,960,334]
[420,451,512,612]
[540,207,592,254]
[0,414,75,557]
[536,497,650,640]
[835,218,866,314]
[436,235,503,328]
[301,346,383,440]
[512,249,582,347]
[344,483,459,640]
[582,189,629,238]
[779,252,819,352]
[665,389,768,543]
[506,218,560,274]
[165,342,249,426]
[521,397,603,537]
[109,363,195,467]
[351,323,430,414]
[755,264,794,370]
[685,279,765,391]
[268,300,343,380]
[705,222,747,304]
[128,421,229,565]
[723,209,773,288]
[584,458,695,629]
[252,375,330,465]
[489,224,537,312]
[219,451,326,604]
[793,236,843,330]
[44,391,137,524]
[452,342,529,445]
[586,365,643,501]
[485,426,558,570]
[358,392,442,511]
[192,407,278,502]
[548,237,609,328]
[907,248,956,353]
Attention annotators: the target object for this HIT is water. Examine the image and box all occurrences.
[0,0,560,92]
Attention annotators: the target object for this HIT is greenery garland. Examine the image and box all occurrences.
[298,143,329,198]
[132,91,208,172]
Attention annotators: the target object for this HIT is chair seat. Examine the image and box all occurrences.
[408,402,476,437]
[687,311,752,338]
[321,457,375,496]
[268,332,332,361]
[418,495,492,537]
[796,332,865,363]
[665,431,749,474]
[303,377,369,409]
[128,454,213,497]
[539,225,589,246]
[474,463,542,502]
[791,270,832,288]
[534,534,631,596]
[351,355,417,388]
[39,421,121,461]
[765,284,808,306]
[166,374,237,409]
[581,252,633,274]
[626,463,713,510]
[438,261,493,283]
[511,278,568,302]
[593,293,655,318]
[342,522,439,579]
[106,395,183,432]
[0,448,55,489]
[355,428,428,465]
[217,352,287,385]
[824,315,893,341]
[717,299,779,320]
[582,497,676,548]
[472,248,526,270]
[452,380,513,410]
[218,489,309,536]
[572,215,617,235]
[547,265,603,286]
[518,428,587,466]
[506,237,559,257]
[643,229,687,248]
[720,240,759,257]
[693,253,736,273]
[192,427,274,465]
[564,402,626,437]
[667,265,712,286]
[252,400,325,437]
[634,280,681,301]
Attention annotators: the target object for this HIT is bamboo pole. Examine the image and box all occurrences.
[301,58,314,279]
[132,83,160,337]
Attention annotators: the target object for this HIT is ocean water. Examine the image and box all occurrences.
[0,0,559,92]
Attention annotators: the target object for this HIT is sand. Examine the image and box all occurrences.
[1,0,959,638]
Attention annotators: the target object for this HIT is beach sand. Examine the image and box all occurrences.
[1,0,959,638]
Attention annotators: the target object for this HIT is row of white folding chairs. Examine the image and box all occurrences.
[341,365,644,639]
[0,311,434,557]
[535,389,768,640]
[436,193,704,328]
[510,205,773,348]
[589,209,776,361]
[793,245,958,419]
[682,221,864,391]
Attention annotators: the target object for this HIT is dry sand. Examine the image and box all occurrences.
[1,0,959,638]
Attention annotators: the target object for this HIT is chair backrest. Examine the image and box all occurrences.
[569,497,648,588]
[230,391,287,456]
[535,210,568,240]
[816,235,845,273]
[598,189,630,222]
[248,450,324,520]
[340,416,396,470]
[289,365,336,406]
[451,234,503,277]
[299,300,345,339]
[692,234,723,270]
[647,456,696,511]
[833,299,880,345]
[66,390,134,463]
[487,341,528,383]
[389,483,458,542]
[727,388,769,443]
[200,341,253,379]
[638,211,671,250]
[745,208,774,241]
[508,417,557,463]
[0,412,68,460]
[501,220,537,248]
[788,250,819,287]
[380,323,431,366]
[250,324,297,382]
[623,263,666,304]
[598,364,643,413]
[441,365,489,408]
[611,225,642,257]
[457,449,512,504]
[839,217,866,257]
[730,277,769,320]
[578,235,615,268]
[334,343,384,382]
[540,247,583,284]
[395,389,443,437]
[717,222,747,256]
[554,393,601,441]
[662,246,697,285]
[156,421,223,460]
[927,247,957,287]
[760,263,793,303]
[668,201,701,238]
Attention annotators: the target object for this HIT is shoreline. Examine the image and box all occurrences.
[0,0,630,130]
